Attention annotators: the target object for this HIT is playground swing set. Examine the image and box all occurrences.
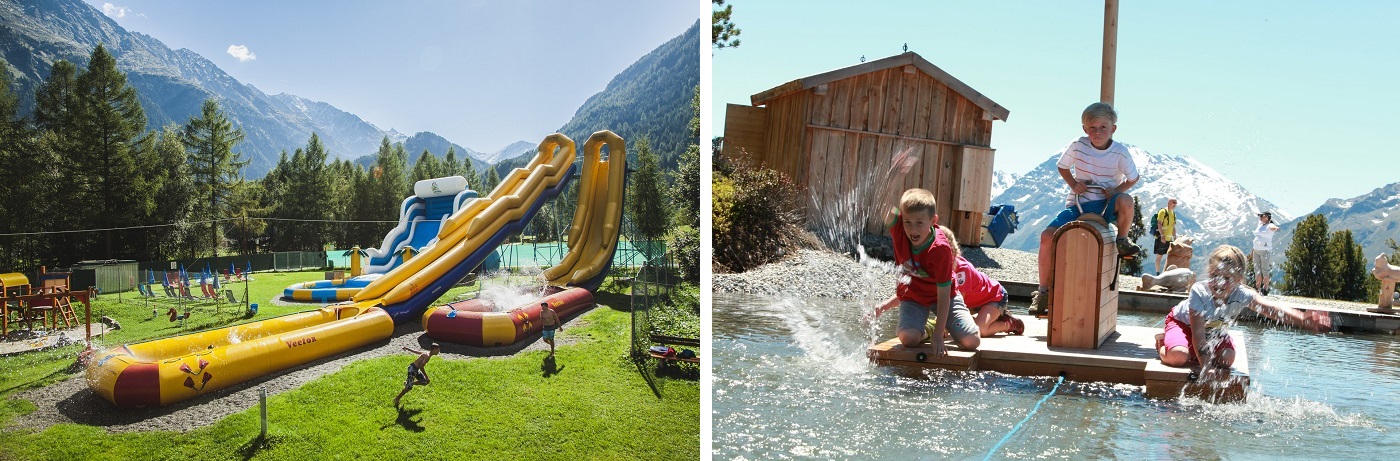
[1,268,97,350]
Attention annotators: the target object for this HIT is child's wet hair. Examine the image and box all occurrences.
[899,189,937,215]
[1207,245,1247,279]
[1082,102,1117,125]
[430,343,441,350]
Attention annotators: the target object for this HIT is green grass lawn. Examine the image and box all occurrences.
[0,270,699,460]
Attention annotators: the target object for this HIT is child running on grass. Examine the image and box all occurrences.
[394,343,440,407]
[1156,245,1330,382]
[540,302,561,357]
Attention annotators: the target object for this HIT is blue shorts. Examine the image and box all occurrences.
[1047,192,1129,228]
[542,327,556,341]
[896,293,979,343]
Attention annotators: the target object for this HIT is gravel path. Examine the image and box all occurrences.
[7,300,587,434]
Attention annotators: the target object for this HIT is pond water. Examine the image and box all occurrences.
[712,292,1400,460]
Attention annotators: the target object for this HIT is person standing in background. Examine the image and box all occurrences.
[1251,211,1280,296]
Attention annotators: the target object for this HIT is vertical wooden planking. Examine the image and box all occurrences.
[867,70,887,135]
[898,70,918,137]
[832,78,852,129]
[722,104,767,161]
[929,83,947,140]
[882,68,904,135]
[935,145,957,221]
[850,74,870,132]
[913,74,934,140]
[851,133,873,234]
[811,82,832,127]
[808,126,829,196]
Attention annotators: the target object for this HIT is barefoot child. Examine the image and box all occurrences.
[1156,245,1330,378]
[540,302,561,357]
[394,343,440,407]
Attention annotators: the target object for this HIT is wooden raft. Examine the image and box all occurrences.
[868,316,1251,403]
[1048,219,1118,349]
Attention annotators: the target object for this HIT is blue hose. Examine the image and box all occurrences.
[982,372,1066,461]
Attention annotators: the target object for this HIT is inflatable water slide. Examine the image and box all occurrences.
[86,132,612,408]
[282,175,484,302]
[421,131,626,346]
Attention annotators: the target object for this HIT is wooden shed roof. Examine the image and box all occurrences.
[750,51,1010,121]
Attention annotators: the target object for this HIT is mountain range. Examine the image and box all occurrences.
[990,146,1398,274]
[2,0,698,179]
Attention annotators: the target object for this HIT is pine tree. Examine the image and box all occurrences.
[73,44,149,259]
[628,136,668,258]
[1121,196,1146,275]
[483,166,501,196]
[461,153,482,192]
[444,148,459,177]
[182,99,249,259]
[669,85,702,282]
[345,164,379,247]
[712,0,742,49]
[367,137,409,239]
[0,61,43,270]
[1283,214,1332,297]
[32,60,85,264]
[145,125,195,259]
[1328,230,1368,301]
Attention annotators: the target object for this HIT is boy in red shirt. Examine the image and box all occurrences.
[872,148,982,358]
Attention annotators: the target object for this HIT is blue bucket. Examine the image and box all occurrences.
[248,303,259,316]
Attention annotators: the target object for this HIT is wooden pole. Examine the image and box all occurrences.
[1101,0,1119,105]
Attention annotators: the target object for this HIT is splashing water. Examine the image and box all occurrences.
[474,266,547,312]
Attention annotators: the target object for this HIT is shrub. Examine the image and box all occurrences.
[712,152,803,272]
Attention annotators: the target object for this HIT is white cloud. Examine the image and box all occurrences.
[101,3,129,18]
[226,45,256,63]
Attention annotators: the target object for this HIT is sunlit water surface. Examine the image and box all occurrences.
[713,293,1399,460]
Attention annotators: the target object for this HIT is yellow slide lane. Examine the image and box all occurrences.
[543,131,626,286]
[351,134,576,306]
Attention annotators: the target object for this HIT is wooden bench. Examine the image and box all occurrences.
[648,334,699,365]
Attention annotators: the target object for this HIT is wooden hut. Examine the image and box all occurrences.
[723,52,1009,244]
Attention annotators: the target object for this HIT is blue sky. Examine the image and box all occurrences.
[87,0,700,154]
[712,1,1400,215]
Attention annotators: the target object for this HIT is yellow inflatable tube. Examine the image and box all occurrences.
[353,134,575,305]
[86,305,393,408]
[544,131,626,286]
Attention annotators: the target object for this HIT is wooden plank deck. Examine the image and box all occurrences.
[868,315,1250,402]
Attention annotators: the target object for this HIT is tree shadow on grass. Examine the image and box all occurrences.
[591,290,633,313]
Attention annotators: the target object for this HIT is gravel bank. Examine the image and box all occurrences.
[714,246,1381,314]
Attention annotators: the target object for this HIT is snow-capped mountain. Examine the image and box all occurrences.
[1274,181,1400,263]
[990,170,1020,199]
[991,144,1289,270]
[482,140,537,165]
